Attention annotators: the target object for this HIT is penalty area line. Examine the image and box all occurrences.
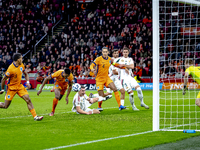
[44,130,154,150]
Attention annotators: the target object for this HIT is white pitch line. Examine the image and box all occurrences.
[44,130,154,150]
[0,106,129,120]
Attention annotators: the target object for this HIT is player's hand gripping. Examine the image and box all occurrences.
[37,90,42,96]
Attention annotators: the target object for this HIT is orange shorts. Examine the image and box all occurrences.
[5,84,28,101]
[96,77,113,91]
[54,83,68,95]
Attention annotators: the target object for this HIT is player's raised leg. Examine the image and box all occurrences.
[0,100,12,109]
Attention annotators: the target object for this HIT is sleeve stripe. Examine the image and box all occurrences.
[92,62,96,66]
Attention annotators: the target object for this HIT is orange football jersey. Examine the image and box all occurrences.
[51,70,73,86]
[5,63,25,90]
[90,56,111,81]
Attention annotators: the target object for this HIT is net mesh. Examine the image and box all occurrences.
[159,0,200,130]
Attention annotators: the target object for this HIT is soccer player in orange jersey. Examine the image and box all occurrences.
[37,68,73,116]
[0,53,43,121]
[90,47,126,110]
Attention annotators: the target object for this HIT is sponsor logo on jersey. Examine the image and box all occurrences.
[20,67,23,72]
[7,95,10,99]
[56,85,59,87]
[97,86,99,89]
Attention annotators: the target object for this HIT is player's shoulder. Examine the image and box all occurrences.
[115,57,122,63]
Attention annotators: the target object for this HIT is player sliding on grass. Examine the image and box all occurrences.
[37,68,73,116]
[116,47,149,111]
[183,59,200,107]
[0,53,43,121]
[90,47,126,110]
[72,84,106,115]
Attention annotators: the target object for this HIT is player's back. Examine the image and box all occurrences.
[186,66,200,84]
[51,70,73,85]
[95,56,111,81]
[5,63,25,90]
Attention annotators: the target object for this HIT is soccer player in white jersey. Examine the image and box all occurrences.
[72,84,107,115]
[89,49,126,111]
[116,47,149,110]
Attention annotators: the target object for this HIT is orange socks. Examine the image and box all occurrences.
[52,98,59,113]
[30,108,37,118]
[114,91,121,107]
[98,101,102,108]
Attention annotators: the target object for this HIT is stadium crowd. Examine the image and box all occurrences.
[34,0,153,79]
[0,0,62,71]
[2,0,198,80]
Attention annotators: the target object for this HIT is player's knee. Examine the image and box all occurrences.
[24,95,32,103]
[120,88,125,95]
[55,95,60,100]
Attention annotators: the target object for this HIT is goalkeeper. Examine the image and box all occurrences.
[183,59,200,107]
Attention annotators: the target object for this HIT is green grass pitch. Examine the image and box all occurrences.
[0,90,200,150]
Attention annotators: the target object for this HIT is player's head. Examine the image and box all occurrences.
[13,53,23,65]
[112,49,119,58]
[78,85,86,96]
[102,47,109,58]
[63,68,71,78]
[185,59,193,69]
[122,47,129,58]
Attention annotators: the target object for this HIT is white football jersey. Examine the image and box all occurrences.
[108,58,119,81]
[116,57,134,80]
[72,92,89,112]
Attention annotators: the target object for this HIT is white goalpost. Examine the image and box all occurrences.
[153,0,200,131]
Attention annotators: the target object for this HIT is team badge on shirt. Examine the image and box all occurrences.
[121,59,124,62]
[56,85,59,87]
[20,67,23,72]
[7,95,10,99]
[65,79,68,82]
[97,86,99,90]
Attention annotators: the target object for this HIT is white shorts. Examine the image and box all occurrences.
[106,77,123,93]
[121,76,139,92]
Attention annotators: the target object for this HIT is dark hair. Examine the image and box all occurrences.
[112,49,118,52]
[13,53,22,61]
[64,68,71,74]
[81,85,86,88]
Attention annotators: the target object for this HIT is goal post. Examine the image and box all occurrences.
[153,0,200,131]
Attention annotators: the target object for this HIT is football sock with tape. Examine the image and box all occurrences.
[30,108,37,118]
[129,93,134,106]
[136,87,144,104]
[114,91,121,107]
[98,101,102,108]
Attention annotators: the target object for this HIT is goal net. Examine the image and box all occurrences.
[153,0,200,131]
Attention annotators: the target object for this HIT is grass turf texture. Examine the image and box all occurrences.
[0,90,200,150]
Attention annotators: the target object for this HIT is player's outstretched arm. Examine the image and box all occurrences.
[183,72,189,95]
[0,76,8,94]
[66,82,73,104]
[76,106,92,115]
[37,76,52,96]
[24,70,31,89]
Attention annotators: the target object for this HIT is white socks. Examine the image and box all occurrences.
[129,93,134,106]
[98,96,106,102]
[136,87,144,104]
[121,99,124,106]
[93,93,99,98]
